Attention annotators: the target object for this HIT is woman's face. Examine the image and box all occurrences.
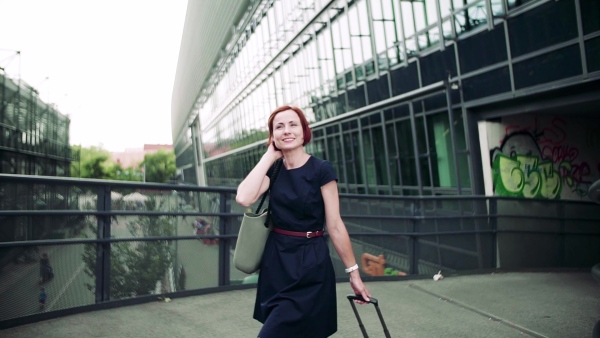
[272,109,304,151]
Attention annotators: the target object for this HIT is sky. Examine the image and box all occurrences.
[0,0,188,152]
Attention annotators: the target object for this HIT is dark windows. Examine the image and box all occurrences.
[462,67,511,101]
[343,130,364,192]
[586,37,600,73]
[394,118,418,186]
[414,115,431,187]
[427,112,456,188]
[361,112,390,194]
[308,137,326,159]
[508,0,578,58]
[366,74,391,104]
[458,25,507,74]
[513,45,582,89]
[346,85,367,111]
[452,110,471,189]
[581,0,600,34]
[419,48,457,86]
[383,104,410,120]
[328,132,346,186]
[390,62,419,96]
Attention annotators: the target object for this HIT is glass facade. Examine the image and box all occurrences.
[0,73,75,176]
[175,0,600,197]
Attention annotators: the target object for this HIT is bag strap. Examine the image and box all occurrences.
[255,159,283,226]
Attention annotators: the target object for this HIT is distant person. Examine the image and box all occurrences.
[201,220,218,245]
[39,253,53,284]
[179,200,188,220]
[39,287,46,311]
[201,219,208,234]
[192,218,208,234]
[192,220,200,235]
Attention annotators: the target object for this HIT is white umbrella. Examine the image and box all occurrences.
[91,191,123,200]
[123,192,149,202]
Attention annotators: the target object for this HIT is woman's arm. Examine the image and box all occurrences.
[322,180,371,302]
[235,144,282,207]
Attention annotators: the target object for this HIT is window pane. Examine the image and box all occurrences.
[396,120,417,186]
[351,131,364,185]
[581,0,600,34]
[586,37,600,72]
[373,21,387,53]
[428,112,456,188]
[363,129,376,185]
[372,125,389,185]
[386,124,400,185]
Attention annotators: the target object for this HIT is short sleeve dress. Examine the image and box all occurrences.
[254,156,338,338]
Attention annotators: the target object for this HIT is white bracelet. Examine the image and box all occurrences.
[345,264,359,273]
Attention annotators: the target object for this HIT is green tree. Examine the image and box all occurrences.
[70,145,143,181]
[81,199,175,299]
[70,146,112,179]
[106,162,144,182]
[142,150,176,183]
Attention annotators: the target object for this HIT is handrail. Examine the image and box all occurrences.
[0,173,237,192]
[0,174,599,330]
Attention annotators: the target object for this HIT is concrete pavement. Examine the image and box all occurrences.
[2,270,599,337]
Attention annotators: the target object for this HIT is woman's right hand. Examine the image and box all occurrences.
[349,272,371,304]
[266,142,283,161]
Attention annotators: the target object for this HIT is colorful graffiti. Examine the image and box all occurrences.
[492,153,562,198]
[490,117,598,200]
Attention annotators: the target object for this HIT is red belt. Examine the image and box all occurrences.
[273,228,325,238]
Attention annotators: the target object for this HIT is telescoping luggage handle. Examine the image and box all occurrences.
[347,295,391,338]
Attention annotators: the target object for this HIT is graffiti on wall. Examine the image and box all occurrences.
[490,117,598,200]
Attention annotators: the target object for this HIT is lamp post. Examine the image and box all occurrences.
[0,49,21,79]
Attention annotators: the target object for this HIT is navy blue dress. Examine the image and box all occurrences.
[254,156,338,338]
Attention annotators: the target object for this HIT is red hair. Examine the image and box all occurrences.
[267,105,312,147]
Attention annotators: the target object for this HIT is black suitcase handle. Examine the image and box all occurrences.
[347,294,378,305]
[347,294,391,338]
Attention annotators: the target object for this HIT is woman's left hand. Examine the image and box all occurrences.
[349,272,371,304]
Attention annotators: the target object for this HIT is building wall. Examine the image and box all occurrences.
[171,0,252,176]
[111,148,146,168]
[0,73,74,176]
[173,0,600,200]
[0,73,75,249]
[111,144,174,168]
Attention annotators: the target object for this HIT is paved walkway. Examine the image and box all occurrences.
[2,270,599,337]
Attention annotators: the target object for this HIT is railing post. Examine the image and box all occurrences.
[95,185,112,302]
[558,202,566,267]
[218,191,231,286]
[489,197,497,268]
[409,200,418,275]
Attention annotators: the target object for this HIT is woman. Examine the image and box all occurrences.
[236,106,371,337]
[39,252,52,284]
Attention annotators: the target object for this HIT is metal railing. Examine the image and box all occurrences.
[1,173,599,329]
